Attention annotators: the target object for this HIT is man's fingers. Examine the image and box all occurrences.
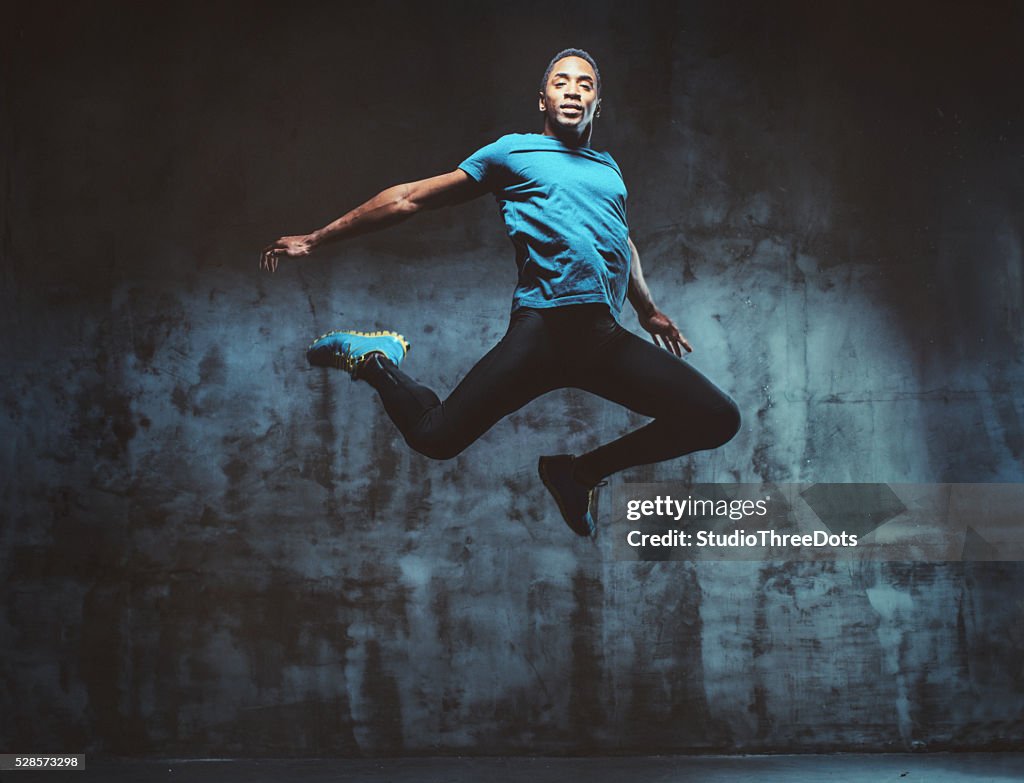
[648,327,691,355]
[670,331,684,357]
[260,246,283,273]
[672,329,693,353]
[651,331,675,354]
[649,329,673,355]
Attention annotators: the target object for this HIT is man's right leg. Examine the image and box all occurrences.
[356,308,560,460]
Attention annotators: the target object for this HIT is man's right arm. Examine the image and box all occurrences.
[260,169,484,271]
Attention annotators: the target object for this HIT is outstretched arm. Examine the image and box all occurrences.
[260,169,485,271]
[626,237,693,356]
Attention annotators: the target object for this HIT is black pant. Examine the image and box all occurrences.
[360,304,740,482]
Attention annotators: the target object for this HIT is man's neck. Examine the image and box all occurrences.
[542,121,592,148]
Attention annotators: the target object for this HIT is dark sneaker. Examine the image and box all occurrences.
[538,454,603,537]
[306,329,410,378]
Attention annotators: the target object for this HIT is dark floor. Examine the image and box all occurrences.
[6,753,1023,782]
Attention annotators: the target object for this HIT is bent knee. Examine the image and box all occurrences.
[664,397,740,450]
[701,398,741,449]
[713,399,742,446]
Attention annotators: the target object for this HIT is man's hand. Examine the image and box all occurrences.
[638,308,693,357]
[625,237,692,356]
[260,234,315,272]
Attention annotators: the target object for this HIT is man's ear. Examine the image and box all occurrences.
[539,92,546,112]
[595,99,602,118]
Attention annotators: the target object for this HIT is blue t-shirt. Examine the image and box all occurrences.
[458,133,630,314]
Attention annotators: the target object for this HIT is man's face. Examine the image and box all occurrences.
[539,56,600,134]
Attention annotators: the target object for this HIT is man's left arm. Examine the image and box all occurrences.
[626,237,693,357]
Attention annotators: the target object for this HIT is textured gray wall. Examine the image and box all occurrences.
[3,0,1024,756]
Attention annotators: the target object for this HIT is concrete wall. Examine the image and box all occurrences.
[3,0,1023,756]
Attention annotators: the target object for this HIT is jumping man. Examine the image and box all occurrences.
[260,49,740,537]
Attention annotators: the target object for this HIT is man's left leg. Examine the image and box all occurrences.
[571,326,741,483]
[540,317,740,533]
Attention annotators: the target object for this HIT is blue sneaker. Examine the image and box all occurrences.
[538,454,604,537]
[306,329,410,377]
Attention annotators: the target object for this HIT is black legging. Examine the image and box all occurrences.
[360,304,740,481]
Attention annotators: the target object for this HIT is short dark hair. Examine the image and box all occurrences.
[540,48,601,95]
